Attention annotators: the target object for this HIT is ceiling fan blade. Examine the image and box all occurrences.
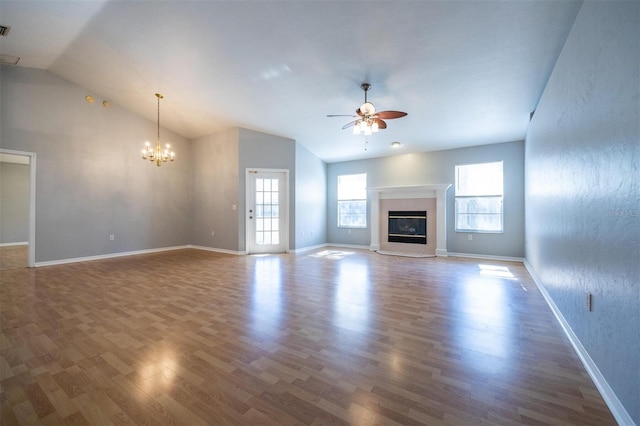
[376,110,408,119]
[327,114,358,117]
[342,120,358,130]
[375,118,387,129]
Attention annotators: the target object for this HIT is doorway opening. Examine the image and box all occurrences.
[0,149,36,268]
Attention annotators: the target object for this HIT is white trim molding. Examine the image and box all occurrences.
[190,245,246,256]
[447,252,524,263]
[290,243,329,254]
[0,242,28,247]
[524,260,635,426]
[35,246,191,267]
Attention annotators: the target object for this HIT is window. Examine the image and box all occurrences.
[455,161,503,232]
[337,173,367,228]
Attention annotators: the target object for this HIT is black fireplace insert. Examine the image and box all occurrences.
[388,211,427,244]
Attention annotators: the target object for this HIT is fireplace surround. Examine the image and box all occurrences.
[368,184,451,257]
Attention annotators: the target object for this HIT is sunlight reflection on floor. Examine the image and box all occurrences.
[251,256,283,335]
[309,250,355,260]
[333,260,370,333]
[478,264,517,279]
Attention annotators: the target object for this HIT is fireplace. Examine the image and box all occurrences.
[388,211,426,244]
[368,184,451,257]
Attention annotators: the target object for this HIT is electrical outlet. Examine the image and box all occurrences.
[468,234,473,241]
[211,230,215,237]
[109,234,115,241]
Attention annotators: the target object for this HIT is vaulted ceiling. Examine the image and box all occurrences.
[0,1,582,162]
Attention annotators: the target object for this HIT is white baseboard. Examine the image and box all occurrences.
[190,245,246,256]
[325,243,370,250]
[447,252,524,263]
[524,260,635,426]
[290,243,329,254]
[34,245,191,267]
[0,241,28,247]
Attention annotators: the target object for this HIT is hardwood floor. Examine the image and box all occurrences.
[0,245,28,271]
[0,248,615,425]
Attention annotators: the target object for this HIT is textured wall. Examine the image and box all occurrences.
[0,162,30,244]
[0,67,192,263]
[190,129,240,252]
[525,2,639,423]
[327,141,525,257]
[294,142,327,250]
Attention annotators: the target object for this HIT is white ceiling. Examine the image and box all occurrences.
[0,0,581,163]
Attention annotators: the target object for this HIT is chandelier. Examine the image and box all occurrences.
[141,93,175,166]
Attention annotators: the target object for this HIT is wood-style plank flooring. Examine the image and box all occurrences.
[0,245,28,271]
[0,248,616,425]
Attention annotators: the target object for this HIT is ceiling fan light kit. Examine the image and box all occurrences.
[328,83,407,137]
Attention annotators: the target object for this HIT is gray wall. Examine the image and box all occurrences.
[238,128,296,252]
[0,162,30,244]
[327,141,525,257]
[295,142,327,249]
[0,66,324,260]
[190,128,240,252]
[0,66,192,263]
[525,2,639,423]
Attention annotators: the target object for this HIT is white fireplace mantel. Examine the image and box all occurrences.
[368,184,451,256]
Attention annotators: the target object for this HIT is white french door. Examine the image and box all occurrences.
[246,169,288,254]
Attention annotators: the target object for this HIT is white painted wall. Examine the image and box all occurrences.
[525,2,639,423]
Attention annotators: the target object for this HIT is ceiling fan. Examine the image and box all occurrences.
[327,83,407,135]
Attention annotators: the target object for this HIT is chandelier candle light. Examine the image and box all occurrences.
[141,93,175,166]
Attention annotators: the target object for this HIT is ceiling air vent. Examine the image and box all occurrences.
[0,26,10,37]
[0,54,20,65]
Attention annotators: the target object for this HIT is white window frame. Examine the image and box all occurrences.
[454,161,504,233]
[337,173,367,228]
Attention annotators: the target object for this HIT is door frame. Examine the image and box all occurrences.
[245,168,289,254]
[0,149,36,267]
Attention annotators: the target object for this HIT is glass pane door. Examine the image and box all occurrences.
[255,177,280,246]
[246,170,287,254]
